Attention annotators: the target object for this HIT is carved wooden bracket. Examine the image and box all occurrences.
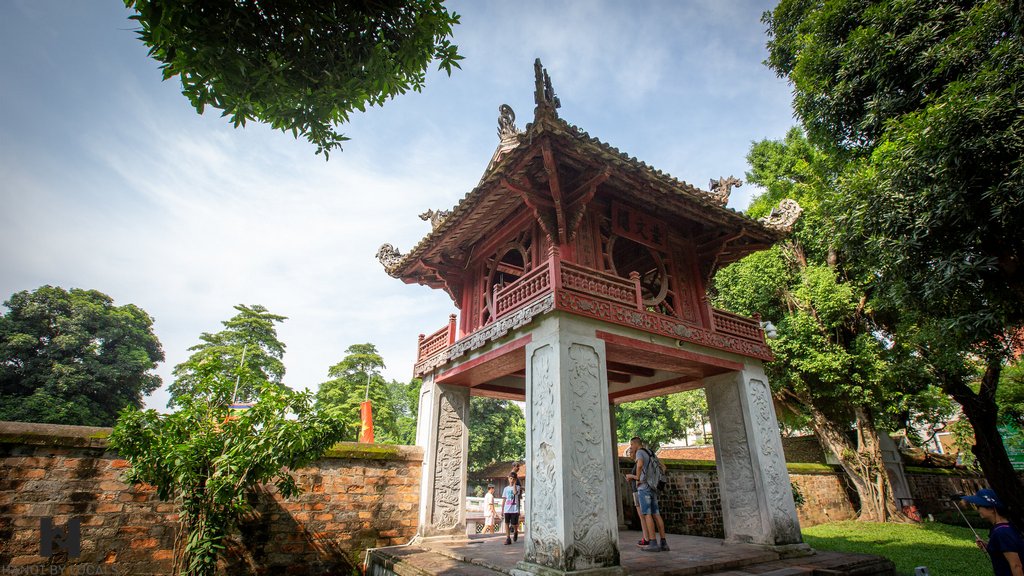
[422,252,467,306]
[504,138,609,247]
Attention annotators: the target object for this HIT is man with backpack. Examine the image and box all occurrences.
[625,436,669,552]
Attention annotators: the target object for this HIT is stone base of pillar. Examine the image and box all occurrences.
[512,561,627,576]
[767,542,815,559]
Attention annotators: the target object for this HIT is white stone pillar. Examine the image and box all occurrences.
[416,375,470,538]
[516,316,624,575]
[704,361,804,549]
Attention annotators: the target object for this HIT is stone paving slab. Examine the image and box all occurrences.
[367,531,894,576]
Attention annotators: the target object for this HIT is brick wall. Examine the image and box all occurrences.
[905,469,989,520]
[0,421,422,575]
[618,460,724,538]
[617,455,992,535]
[789,470,857,526]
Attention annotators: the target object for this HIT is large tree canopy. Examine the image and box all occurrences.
[764,0,1023,342]
[168,304,287,408]
[764,0,1024,521]
[0,286,163,426]
[125,0,463,157]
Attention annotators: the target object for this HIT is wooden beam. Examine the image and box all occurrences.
[607,361,656,377]
[436,334,532,384]
[609,375,703,403]
[541,140,567,245]
[596,331,744,372]
[502,177,557,242]
[565,169,609,242]
[607,371,632,384]
[473,383,525,401]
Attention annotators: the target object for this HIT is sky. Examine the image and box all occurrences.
[0,1,796,412]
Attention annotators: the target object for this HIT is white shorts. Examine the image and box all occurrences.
[484,515,495,526]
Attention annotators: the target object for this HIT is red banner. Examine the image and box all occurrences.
[359,400,374,443]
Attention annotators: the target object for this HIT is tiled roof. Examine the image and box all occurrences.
[386,107,784,283]
[658,446,716,461]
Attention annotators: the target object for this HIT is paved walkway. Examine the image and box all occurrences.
[367,530,894,576]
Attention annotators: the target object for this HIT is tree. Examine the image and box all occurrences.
[125,0,464,157]
[764,0,1024,522]
[714,128,931,521]
[0,285,163,426]
[468,397,525,472]
[168,304,286,408]
[615,396,687,450]
[315,343,418,444]
[667,390,711,445]
[111,376,344,576]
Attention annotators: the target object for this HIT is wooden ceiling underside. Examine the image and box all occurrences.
[436,331,742,404]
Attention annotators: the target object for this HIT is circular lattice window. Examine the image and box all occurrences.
[608,235,668,306]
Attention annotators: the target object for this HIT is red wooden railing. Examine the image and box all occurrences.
[493,260,553,318]
[416,259,766,364]
[710,308,764,342]
[559,261,642,310]
[417,314,457,362]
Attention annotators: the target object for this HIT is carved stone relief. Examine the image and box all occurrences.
[568,344,614,565]
[707,378,761,538]
[750,378,800,540]
[430,389,465,530]
[528,344,560,564]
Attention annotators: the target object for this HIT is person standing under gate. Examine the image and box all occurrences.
[483,484,497,534]
[625,445,653,547]
[502,473,522,545]
[626,436,668,552]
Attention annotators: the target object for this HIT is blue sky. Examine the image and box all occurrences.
[0,1,795,411]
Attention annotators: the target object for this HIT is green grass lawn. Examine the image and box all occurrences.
[802,520,991,576]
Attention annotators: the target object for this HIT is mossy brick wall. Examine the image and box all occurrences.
[0,421,422,576]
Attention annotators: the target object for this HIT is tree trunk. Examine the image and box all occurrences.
[941,355,1024,527]
[797,397,909,522]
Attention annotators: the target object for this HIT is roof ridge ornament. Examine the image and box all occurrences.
[708,176,742,206]
[533,58,560,118]
[481,104,523,179]
[376,243,404,276]
[497,104,520,143]
[419,208,452,230]
[759,198,803,232]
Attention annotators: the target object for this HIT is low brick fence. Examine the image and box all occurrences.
[616,459,993,536]
[2,419,996,574]
[0,421,421,576]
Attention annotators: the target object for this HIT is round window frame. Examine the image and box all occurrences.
[485,242,530,319]
[607,234,669,307]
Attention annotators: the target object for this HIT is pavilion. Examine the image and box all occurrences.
[374,60,805,576]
